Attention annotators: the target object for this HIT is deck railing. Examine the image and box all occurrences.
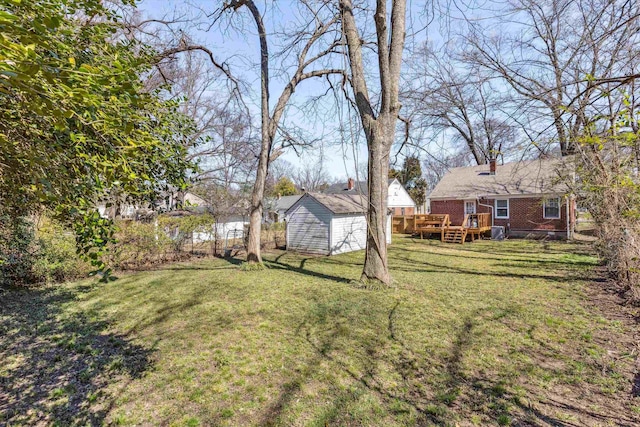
[466,213,491,229]
[392,214,451,234]
[392,213,492,234]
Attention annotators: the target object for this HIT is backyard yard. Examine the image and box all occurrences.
[1,236,638,426]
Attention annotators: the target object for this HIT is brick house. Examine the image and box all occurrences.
[324,178,416,216]
[428,158,576,239]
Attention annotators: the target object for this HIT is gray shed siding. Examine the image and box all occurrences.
[287,197,332,254]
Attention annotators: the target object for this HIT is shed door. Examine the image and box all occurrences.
[288,203,330,254]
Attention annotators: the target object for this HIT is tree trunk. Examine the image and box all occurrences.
[361,125,391,283]
[243,0,269,265]
[340,0,406,285]
[246,141,269,263]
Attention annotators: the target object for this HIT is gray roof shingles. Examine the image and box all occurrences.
[289,192,368,215]
[274,195,302,211]
[429,158,574,200]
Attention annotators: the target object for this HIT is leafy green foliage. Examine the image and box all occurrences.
[0,215,90,286]
[0,214,37,286]
[390,156,427,206]
[157,213,216,251]
[0,0,196,278]
[34,218,91,282]
[271,177,298,197]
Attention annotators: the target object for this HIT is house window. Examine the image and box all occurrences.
[464,201,476,215]
[544,197,561,219]
[401,207,405,216]
[495,199,509,218]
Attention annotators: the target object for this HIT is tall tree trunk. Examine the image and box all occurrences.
[228,0,344,264]
[362,126,391,283]
[246,133,270,263]
[240,0,269,264]
[340,0,406,285]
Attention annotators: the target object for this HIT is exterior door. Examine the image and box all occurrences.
[465,201,476,215]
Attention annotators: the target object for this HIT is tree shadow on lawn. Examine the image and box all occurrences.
[404,237,595,258]
[391,244,597,269]
[389,254,588,284]
[265,253,353,284]
[261,296,634,426]
[0,285,155,425]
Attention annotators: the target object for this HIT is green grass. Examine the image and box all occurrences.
[1,236,637,426]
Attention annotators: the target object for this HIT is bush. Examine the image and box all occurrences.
[576,115,640,303]
[34,219,91,283]
[0,214,38,286]
[0,215,90,286]
[107,220,177,270]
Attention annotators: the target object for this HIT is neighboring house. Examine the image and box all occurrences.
[428,158,576,238]
[271,195,302,222]
[96,190,206,219]
[182,192,207,207]
[285,193,392,255]
[193,214,249,243]
[324,178,416,216]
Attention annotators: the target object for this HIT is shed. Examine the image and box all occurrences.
[285,192,391,255]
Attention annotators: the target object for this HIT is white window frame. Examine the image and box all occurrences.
[543,197,561,219]
[464,200,476,215]
[495,199,509,219]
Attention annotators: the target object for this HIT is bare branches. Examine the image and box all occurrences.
[462,0,640,156]
[157,43,238,93]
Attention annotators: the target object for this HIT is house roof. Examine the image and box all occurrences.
[429,158,574,200]
[324,179,395,195]
[288,192,367,215]
[274,195,302,212]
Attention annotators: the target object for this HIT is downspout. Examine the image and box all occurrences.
[477,198,494,227]
[566,196,570,240]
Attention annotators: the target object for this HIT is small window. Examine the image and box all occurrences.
[401,207,405,216]
[544,197,561,219]
[495,199,509,218]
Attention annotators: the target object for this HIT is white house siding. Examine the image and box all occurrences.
[193,220,247,243]
[330,214,367,255]
[287,198,332,254]
[388,179,416,208]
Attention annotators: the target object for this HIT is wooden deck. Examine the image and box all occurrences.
[392,213,492,244]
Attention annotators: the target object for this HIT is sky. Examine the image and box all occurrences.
[134,0,494,180]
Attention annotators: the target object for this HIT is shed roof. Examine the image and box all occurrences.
[274,195,302,212]
[288,192,367,215]
[429,157,574,200]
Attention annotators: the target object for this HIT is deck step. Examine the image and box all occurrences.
[443,228,467,244]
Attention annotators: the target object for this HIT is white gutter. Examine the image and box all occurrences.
[477,198,494,227]
[566,196,570,240]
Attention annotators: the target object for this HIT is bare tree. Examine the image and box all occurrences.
[405,45,518,165]
[222,0,345,265]
[293,152,331,192]
[464,0,640,156]
[340,0,407,284]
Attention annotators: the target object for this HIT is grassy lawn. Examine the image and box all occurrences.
[1,236,638,426]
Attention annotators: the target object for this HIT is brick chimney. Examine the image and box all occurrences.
[347,177,355,190]
[489,158,496,175]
